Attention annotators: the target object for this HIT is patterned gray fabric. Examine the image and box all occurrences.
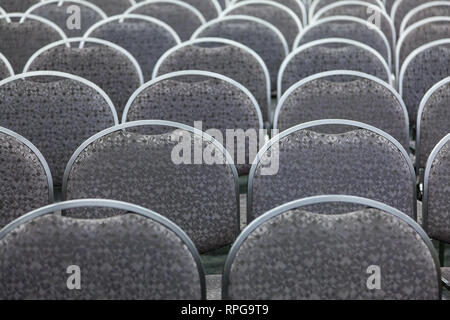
[227,208,440,300]
[86,17,179,80]
[281,43,390,95]
[156,42,269,122]
[385,0,395,14]
[128,1,203,40]
[27,43,141,118]
[0,18,64,73]
[0,0,39,12]
[297,19,390,64]
[0,78,116,186]
[124,76,261,175]
[402,4,450,31]
[181,0,220,20]
[0,213,203,300]
[64,128,239,253]
[393,0,440,34]
[276,76,409,150]
[401,43,450,123]
[88,0,133,16]
[426,139,450,243]
[233,0,306,24]
[0,131,50,229]
[312,0,382,14]
[224,2,301,48]
[0,58,11,80]
[249,129,415,221]
[29,1,104,37]
[442,267,450,283]
[194,17,287,89]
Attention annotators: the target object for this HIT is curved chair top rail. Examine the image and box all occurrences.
[396,16,450,78]
[61,119,240,199]
[294,15,392,67]
[23,0,108,20]
[0,52,14,77]
[82,13,182,44]
[310,0,385,21]
[273,69,409,136]
[190,14,290,56]
[399,1,450,34]
[22,37,144,85]
[423,133,450,232]
[123,0,207,24]
[0,13,68,40]
[0,126,54,203]
[228,0,307,23]
[222,194,441,300]
[398,38,450,93]
[0,70,119,124]
[221,0,303,30]
[247,119,417,220]
[122,70,264,128]
[152,37,271,112]
[277,37,392,99]
[0,198,206,299]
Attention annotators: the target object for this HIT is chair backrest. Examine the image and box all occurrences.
[295,16,391,67]
[83,14,180,80]
[399,39,450,123]
[391,0,436,35]
[123,70,263,175]
[24,37,144,118]
[248,120,416,221]
[0,13,67,73]
[62,120,240,253]
[309,0,384,20]
[0,71,118,186]
[230,0,307,24]
[274,70,409,150]
[424,134,450,244]
[191,15,289,89]
[400,2,450,34]
[0,127,53,229]
[182,0,221,20]
[278,38,392,99]
[0,53,14,80]
[125,0,205,40]
[24,0,107,37]
[222,0,302,48]
[88,0,135,16]
[0,199,205,300]
[0,0,41,12]
[224,195,441,300]
[153,38,271,123]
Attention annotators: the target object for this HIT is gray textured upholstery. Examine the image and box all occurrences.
[385,0,395,14]
[85,16,179,80]
[0,130,51,229]
[0,18,64,73]
[193,17,287,88]
[249,129,415,221]
[393,0,439,34]
[128,1,203,40]
[0,57,12,80]
[27,42,141,117]
[402,4,450,31]
[181,0,220,20]
[88,0,133,15]
[233,0,306,23]
[401,42,450,123]
[442,267,450,284]
[425,137,450,244]
[0,77,117,185]
[297,18,390,64]
[312,0,382,14]
[0,0,40,12]
[281,42,390,96]
[28,1,105,37]
[124,75,261,175]
[224,2,301,48]
[225,207,440,300]
[0,212,203,299]
[156,42,269,122]
[64,126,239,253]
[276,75,409,150]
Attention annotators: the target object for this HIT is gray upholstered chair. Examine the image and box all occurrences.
[0,199,205,300]
[24,37,144,118]
[278,38,392,99]
[125,0,205,40]
[248,120,416,221]
[399,39,450,124]
[153,38,271,124]
[0,71,118,186]
[224,195,441,300]
[0,13,66,73]
[122,71,263,175]
[24,0,107,37]
[274,70,410,150]
[191,15,289,89]
[83,14,180,80]
[0,127,53,229]
[400,2,450,34]
[0,53,13,80]
[87,0,135,16]
[309,0,384,20]
[423,134,450,290]
[0,0,41,12]
[179,0,221,20]
[222,0,303,48]
[295,16,391,67]
[230,0,307,24]
[62,120,240,253]
[392,0,438,36]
